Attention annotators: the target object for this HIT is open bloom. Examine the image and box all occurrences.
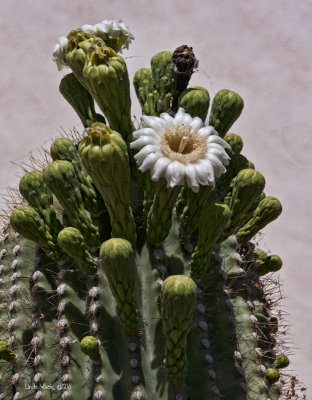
[53,19,134,70]
[130,108,230,193]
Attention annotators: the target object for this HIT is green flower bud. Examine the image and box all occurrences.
[223,133,243,156]
[80,336,101,361]
[273,354,289,369]
[58,227,97,275]
[100,238,138,334]
[265,368,280,385]
[0,340,15,361]
[161,275,197,385]
[209,89,244,137]
[178,86,210,122]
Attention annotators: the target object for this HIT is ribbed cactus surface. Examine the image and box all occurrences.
[0,18,304,400]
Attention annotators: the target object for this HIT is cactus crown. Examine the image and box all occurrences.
[0,18,306,400]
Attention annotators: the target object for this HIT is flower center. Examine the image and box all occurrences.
[160,126,207,164]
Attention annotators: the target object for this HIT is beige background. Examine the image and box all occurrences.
[1,0,311,395]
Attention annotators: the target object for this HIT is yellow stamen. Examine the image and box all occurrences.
[178,136,189,153]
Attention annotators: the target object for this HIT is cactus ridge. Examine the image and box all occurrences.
[0,22,305,400]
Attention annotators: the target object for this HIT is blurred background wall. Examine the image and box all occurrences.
[1,0,311,395]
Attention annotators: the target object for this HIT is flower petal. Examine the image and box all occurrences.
[139,152,162,173]
[151,157,171,180]
[134,145,160,164]
[166,161,185,188]
[159,112,175,126]
[141,115,165,132]
[208,134,231,149]
[198,126,215,138]
[130,135,158,149]
[174,108,188,125]
[132,128,160,139]
[185,164,200,192]
[206,146,231,163]
[195,162,210,186]
[207,154,227,176]
[190,116,203,130]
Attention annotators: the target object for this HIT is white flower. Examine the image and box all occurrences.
[53,19,134,70]
[52,35,69,71]
[81,19,134,52]
[130,108,231,193]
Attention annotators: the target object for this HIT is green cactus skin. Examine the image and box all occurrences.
[191,202,231,276]
[177,86,210,122]
[223,132,244,156]
[57,227,97,274]
[236,196,282,243]
[0,35,297,400]
[59,72,105,128]
[80,336,101,360]
[83,45,134,138]
[43,160,100,247]
[100,238,138,334]
[209,89,244,138]
[146,179,181,244]
[273,354,290,369]
[79,123,137,246]
[151,51,174,114]
[0,341,15,361]
[161,275,197,386]
[133,68,158,116]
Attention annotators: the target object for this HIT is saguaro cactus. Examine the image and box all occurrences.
[0,18,305,400]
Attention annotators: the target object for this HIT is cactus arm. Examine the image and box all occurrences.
[30,246,61,400]
[56,262,91,399]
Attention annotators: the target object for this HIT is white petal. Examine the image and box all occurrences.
[207,135,231,149]
[198,126,215,138]
[139,152,162,173]
[201,160,215,183]
[182,113,193,126]
[194,162,210,186]
[174,108,187,125]
[190,117,203,130]
[130,135,158,149]
[132,128,160,139]
[207,154,227,177]
[185,164,199,192]
[141,116,165,132]
[166,161,185,188]
[134,145,160,164]
[207,146,231,162]
[151,157,171,180]
[159,112,175,126]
